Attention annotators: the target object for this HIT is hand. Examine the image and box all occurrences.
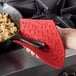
[24,47,39,58]
[57,26,76,51]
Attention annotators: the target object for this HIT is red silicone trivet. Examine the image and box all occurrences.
[14,19,65,69]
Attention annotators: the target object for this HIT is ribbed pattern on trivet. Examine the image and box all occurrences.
[14,19,65,69]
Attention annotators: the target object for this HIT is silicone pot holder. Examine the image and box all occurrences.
[14,19,65,69]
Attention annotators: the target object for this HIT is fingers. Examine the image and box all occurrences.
[23,46,39,59]
[35,55,39,59]
[26,48,35,56]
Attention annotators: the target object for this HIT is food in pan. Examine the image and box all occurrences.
[0,13,17,42]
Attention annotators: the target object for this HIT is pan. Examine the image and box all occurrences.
[0,3,45,50]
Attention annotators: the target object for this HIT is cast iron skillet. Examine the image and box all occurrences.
[0,3,45,50]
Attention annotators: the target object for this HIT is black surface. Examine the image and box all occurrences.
[7,65,55,76]
[0,42,23,54]
[8,0,36,18]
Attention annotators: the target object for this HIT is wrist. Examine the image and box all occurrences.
[58,27,76,50]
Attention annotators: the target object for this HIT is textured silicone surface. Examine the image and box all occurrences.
[14,19,65,69]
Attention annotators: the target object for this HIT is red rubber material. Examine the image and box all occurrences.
[14,19,65,69]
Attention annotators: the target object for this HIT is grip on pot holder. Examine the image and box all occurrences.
[14,19,65,69]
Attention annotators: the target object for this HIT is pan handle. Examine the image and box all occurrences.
[13,35,46,50]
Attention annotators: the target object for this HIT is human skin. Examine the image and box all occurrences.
[58,27,76,51]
